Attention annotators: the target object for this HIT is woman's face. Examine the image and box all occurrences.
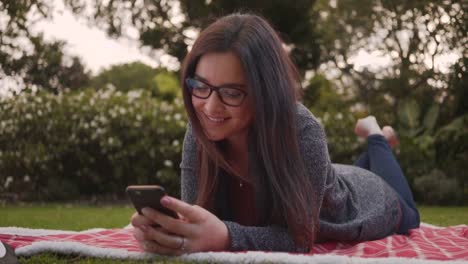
[192,52,253,143]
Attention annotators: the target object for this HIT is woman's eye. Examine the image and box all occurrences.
[196,86,210,92]
[221,89,242,98]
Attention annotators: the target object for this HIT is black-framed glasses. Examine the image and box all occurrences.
[185,78,248,107]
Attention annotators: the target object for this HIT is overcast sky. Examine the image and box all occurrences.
[34,10,159,75]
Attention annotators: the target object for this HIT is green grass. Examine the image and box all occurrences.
[418,206,468,227]
[17,253,190,264]
[2,204,135,230]
[17,253,179,264]
[1,205,467,263]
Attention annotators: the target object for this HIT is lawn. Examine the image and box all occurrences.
[1,204,467,263]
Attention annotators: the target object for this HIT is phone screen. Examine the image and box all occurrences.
[126,185,178,219]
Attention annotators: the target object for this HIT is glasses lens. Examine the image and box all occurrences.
[219,88,245,106]
[186,78,211,98]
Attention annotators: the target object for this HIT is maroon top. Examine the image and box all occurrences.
[227,175,258,226]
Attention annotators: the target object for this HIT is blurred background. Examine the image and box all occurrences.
[0,0,466,205]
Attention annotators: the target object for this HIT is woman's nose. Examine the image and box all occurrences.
[204,91,225,111]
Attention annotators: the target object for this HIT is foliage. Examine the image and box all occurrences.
[302,74,361,164]
[1,0,466,205]
[90,62,158,93]
[315,0,465,104]
[396,97,467,204]
[306,0,467,204]
[434,114,468,199]
[313,0,467,168]
[0,1,90,93]
[303,73,467,203]
[90,62,181,101]
[445,57,468,118]
[154,70,182,101]
[414,169,464,205]
[0,88,187,201]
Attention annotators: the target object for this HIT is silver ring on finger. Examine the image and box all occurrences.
[178,237,186,252]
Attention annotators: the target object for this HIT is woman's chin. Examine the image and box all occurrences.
[206,134,225,142]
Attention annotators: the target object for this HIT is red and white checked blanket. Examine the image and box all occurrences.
[1,224,467,263]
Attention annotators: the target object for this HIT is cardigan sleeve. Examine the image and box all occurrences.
[223,221,299,251]
[180,122,198,204]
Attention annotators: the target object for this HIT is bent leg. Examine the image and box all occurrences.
[397,198,420,233]
[366,135,420,233]
[354,152,370,169]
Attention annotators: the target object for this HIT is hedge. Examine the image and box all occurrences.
[0,87,187,201]
[1,88,465,204]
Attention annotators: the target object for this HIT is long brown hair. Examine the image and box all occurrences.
[180,13,317,248]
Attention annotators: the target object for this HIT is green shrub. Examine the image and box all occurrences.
[1,84,466,205]
[303,74,362,164]
[0,87,187,201]
[414,169,464,205]
[303,76,467,205]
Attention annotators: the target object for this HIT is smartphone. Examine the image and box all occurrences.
[126,185,178,219]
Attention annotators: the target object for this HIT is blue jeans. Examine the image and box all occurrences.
[354,135,420,234]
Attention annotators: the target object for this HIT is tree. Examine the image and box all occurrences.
[65,0,468,204]
[0,0,90,94]
[63,0,321,72]
[63,0,465,120]
[314,0,466,123]
[3,0,466,203]
[90,62,180,100]
[91,62,158,92]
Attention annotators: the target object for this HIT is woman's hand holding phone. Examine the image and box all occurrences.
[131,196,230,255]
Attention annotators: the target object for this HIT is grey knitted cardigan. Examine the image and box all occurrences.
[180,102,401,252]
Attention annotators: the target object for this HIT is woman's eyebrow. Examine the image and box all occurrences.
[194,74,245,88]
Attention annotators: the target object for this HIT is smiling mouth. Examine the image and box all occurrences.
[205,114,229,123]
